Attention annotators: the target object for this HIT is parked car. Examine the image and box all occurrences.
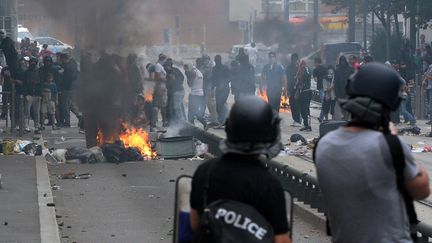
[304,42,362,67]
[34,36,73,54]
[17,24,34,42]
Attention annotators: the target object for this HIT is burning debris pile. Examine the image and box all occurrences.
[257,89,290,113]
[93,122,157,162]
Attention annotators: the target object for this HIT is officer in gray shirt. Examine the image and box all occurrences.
[315,63,430,243]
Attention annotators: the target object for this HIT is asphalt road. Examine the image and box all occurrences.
[49,159,330,243]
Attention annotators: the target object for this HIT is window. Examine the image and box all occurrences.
[289,2,306,11]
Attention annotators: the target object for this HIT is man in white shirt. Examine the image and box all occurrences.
[247,42,258,68]
[184,64,207,130]
[151,53,168,130]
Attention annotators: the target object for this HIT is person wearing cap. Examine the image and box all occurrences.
[261,52,287,113]
[315,63,430,243]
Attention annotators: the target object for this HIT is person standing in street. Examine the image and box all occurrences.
[422,63,432,125]
[294,60,312,131]
[184,64,207,130]
[286,53,301,126]
[23,57,42,133]
[211,55,230,125]
[262,52,286,113]
[190,96,292,243]
[0,30,18,78]
[40,73,58,130]
[164,58,186,125]
[315,63,430,243]
[247,42,258,68]
[320,66,336,121]
[199,54,219,127]
[229,60,241,102]
[0,65,11,120]
[59,53,82,128]
[313,57,327,123]
[151,53,169,130]
[236,55,256,99]
[334,56,354,120]
[38,44,53,60]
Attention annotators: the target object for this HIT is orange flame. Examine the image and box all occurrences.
[119,123,156,159]
[280,94,290,113]
[257,89,290,113]
[96,128,104,145]
[257,89,269,102]
[144,90,153,102]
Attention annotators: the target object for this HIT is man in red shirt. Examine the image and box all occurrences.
[38,44,53,59]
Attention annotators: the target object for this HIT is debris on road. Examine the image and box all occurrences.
[290,134,307,145]
[59,172,92,180]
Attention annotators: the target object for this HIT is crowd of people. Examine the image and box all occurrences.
[2,29,432,140]
[0,30,82,134]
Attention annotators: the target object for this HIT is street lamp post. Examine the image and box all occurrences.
[313,0,319,50]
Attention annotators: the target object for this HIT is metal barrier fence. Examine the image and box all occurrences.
[180,123,432,242]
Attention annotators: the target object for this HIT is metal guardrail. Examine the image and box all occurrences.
[180,122,432,242]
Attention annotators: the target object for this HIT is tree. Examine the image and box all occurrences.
[323,0,432,59]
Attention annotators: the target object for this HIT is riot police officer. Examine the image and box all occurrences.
[189,96,292,243]
[315,63,430,243]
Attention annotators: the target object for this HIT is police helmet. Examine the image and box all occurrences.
[346,62,403,111]
[225,96,280,143]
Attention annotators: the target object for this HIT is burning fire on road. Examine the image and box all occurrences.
[257,89,290,113]
[119,123,157,159]
[96,123,156,160]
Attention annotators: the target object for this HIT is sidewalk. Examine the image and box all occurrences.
[0,155,41,242]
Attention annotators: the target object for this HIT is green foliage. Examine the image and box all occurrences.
[369,28,404,62]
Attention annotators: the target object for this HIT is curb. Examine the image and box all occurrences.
[36,156,60,243]
[293,201,326,232]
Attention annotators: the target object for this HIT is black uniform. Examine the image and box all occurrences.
[190,154,289,235]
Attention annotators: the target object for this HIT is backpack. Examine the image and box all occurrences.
[193,164,274,243]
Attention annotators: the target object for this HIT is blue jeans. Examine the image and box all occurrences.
[401,99,416,124]
[188,95,206,127]
[168,91,186,124]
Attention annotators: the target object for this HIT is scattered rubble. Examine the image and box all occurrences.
[59,172,92,180]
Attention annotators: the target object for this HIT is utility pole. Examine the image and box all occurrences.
[348,0,356,42]
[362,0,368,50]
[386,12,391,61]
[313,0,319,50]
[284,0,290,23]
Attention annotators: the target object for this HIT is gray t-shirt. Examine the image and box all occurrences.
[315,128,419,243]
